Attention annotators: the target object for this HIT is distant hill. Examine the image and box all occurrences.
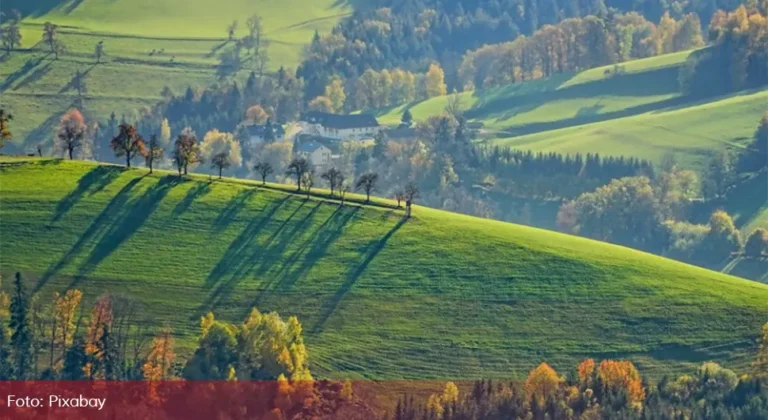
[0,0,349,146]
[2,158,767,379]
[376,50,767,173]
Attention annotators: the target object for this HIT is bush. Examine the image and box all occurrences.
[745,228,768,258]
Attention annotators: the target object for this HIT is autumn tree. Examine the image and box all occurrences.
[56,109,87,160]
[524,362,562,404]
[253,161,274,185]
[325,78,346,112]
[309,96,334,113]
[577,358,596,387]
[144,134,164,174]
[286,158,310,190]
[200,129,243,175]
[246,104,268,124]
[321,167,344,195]
[355,173,379,202]
[143,328,176,381]
[597,360,645,407]
[110,123,146,168]
[183,313,238,380]
[0,109,12,148]
[84,294,114,380]
[49,289,82,372]
[160,118,172,147]
[426,63,447,98]
[10,273,33,379]
[700,210,742,260]
[174,128,202,175]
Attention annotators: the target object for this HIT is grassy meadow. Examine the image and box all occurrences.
[1,159,767,380]
[375,50,767,174]
[1,0,349,146]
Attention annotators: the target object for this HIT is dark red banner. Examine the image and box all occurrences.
[0,380,451,419]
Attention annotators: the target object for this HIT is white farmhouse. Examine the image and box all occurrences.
[300,111,380,140]
[296,141,332,168]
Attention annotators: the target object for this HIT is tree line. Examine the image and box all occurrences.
[396,329,768,419]
[460,11,704,89]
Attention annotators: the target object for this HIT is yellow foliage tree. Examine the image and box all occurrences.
[324,79,346,113]
[50,289,82,370]
[200,129,243,170]
[525,362,563,403]
[246,105,269,124]
[597,360,646,407]
[577,358,596,386]
[84,294,113,379]
[425,63,447,98]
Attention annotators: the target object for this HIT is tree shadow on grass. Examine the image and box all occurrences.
[310,217,406,333]
[36,177,143,291]
[268,206,361,295]
[71,176,180,285]
[212,188,258,232]
[0,54,47,92]
[172,181,212,216]
[53,165,125,222]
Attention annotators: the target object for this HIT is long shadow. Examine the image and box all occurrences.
[310,217,406,333]
[36,177,143,291]
[198,196,291,314]
[212,189,257,232]
[172,181,212,216]
[269,206,360,294]
[57,64,96,94]
[201,200,324,314]
[53,165,125,222]
[14,60,53,91]
[205,40,230,58]
[72,176,180,283]
[0,55,47,92]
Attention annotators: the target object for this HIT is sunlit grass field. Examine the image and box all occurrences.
[1,0,349,146]
[2,159,766,379]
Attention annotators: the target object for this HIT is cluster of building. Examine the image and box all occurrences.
[245,111,386,169]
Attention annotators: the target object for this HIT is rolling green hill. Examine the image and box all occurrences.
[2,159,767,379]
[375,50,767,173]
[0,0,349,146]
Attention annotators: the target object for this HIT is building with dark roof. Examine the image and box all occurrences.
[246,123,285,143]
[296,140,332,167]
[300,111,380,140]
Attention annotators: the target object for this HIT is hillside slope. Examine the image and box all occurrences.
[376,50,766,173]
[1,159,767,379]
[0,0,349,145]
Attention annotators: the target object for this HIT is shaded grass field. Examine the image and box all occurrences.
[1,159,767,380]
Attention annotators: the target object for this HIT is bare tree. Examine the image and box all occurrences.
[94,41,104,64]
[286,157,310,190]
[355,173,379,203]
[43,22,58,54]
[253,161,274,185]
[227,21,239,41]
[211,152,231,179]
[302,170,315,199]
[394,190,405,208]
[339,184,350,206]
[144,134,164,174]
[405,182,420,217]
[321,167,344,196]
[2,10,22,53]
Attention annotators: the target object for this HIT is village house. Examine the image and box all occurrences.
[296,140,333,168]
[300,111,380,140]
[246,123,285,143]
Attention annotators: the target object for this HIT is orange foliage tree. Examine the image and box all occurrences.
[143,327,176,381]
[50,289,82,371]
[577,358,596,386]
[84,294,113,379]
[597,360,646,407]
